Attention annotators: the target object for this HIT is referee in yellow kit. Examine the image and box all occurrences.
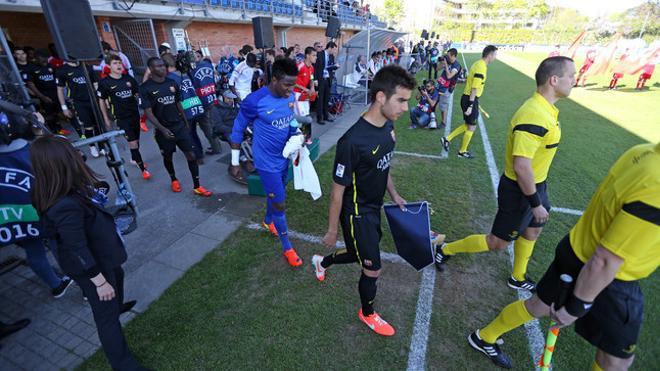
[442,45,497,159]
[465,142,660,369]
[435,57,576,293]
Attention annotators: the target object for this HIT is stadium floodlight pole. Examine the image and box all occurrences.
[639,10,650,39]
[365,18,371,105]
[539,274,573,370]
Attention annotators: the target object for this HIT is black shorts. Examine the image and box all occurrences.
[491,176,551,241]
[340,210,382,271]
[116,115,141,142]
[73,102,97,129]
[536,235,643,359]
[154,123,195,155]
[460,94,479,125]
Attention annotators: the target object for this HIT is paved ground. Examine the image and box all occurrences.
[0,102,365,370]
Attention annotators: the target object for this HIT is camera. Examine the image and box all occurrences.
[175,51,196,74]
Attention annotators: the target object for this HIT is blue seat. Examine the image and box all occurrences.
[182,0,205,4]
[221,0,230,6]
[231,0,240,8]
[295,5,302,16]
[247,1,255,10]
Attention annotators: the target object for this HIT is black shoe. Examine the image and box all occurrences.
[205,149,220,155]
[434,243,451,271]
[468,330,512,369]
[457,151,474,159]
[52,277,74,299]
[317,121,326,125]
[507,275,536,292]
[0,318,31,340]
[441,137,450,152]
[121,300,137,314]
[325,117,335,122]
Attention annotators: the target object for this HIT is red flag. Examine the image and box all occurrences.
[584,34,622,77]
[565,30,587,59]
[620,47,660,75]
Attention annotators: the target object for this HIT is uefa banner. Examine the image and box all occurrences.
[383,201,434,271]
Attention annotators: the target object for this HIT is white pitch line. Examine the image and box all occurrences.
[406,267,437,371]
[440,92,454,159]
[403,92,453,370]
[477,115,545,370]
[245,223,406,264]
[395,151,445,160]
[553,207,584,216]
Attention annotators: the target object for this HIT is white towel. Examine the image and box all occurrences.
[291,147,322,200]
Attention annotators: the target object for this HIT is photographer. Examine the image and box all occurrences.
[409,80,439,129]
[436,48,461,127]
[213,90,255,177]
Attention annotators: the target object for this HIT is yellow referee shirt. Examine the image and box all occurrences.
[570,143,660,281]
[503,92,561,183]
[463,59,487,97]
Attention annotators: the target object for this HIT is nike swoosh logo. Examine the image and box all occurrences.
[152,91,159,95]
[266,109,275,114]
[110,85,117,89]
[371,145,380,155]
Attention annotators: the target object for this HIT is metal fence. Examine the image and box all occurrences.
[167,0,388,29]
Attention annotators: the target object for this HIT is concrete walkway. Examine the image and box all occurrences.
[0,103,365,370]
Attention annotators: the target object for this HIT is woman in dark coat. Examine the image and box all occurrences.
[31,135,145,371]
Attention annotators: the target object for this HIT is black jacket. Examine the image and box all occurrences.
[315,50,339,81]
[43,194,127,278]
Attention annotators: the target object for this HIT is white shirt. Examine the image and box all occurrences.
[229,61,255,100]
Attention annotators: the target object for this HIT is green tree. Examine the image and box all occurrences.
[382,0,405,28]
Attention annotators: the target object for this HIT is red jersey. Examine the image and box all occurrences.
[48,56,64,69]
[294,63,314,101]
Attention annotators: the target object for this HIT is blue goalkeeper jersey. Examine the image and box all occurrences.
[231,87,295,172]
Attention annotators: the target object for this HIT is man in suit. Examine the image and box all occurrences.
[315,41,339,125]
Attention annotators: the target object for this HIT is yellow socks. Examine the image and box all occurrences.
[443,234,489,255]
[459,129,474,153]
[592,360,604,371]
[480,300,534,344]
[512,236,536,281]
[446,124,467,141]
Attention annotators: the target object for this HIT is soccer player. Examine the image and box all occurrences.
[55,59,102,157]
[139,57,212,197]
[311,65,415,336]
[575,49,596,87]
[636,60,655,90]
[435,57,576,292]
[29,50,68,135]
[608,51,629,90]
[293,46,317,141]
[163,53,206,163]
[467,142,659,369]
[97,54,150,180]
[229,58,303,267]
[441,45,498,159]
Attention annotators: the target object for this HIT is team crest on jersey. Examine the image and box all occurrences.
[169,85,176,93]
[126,81,132,88]
[288,102,294,110]
[48,68,53,73]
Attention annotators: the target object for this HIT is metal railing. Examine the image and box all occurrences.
[166,0,387,29]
